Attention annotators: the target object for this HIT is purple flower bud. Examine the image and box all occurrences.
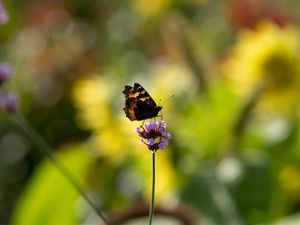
[0,92,18,113]
[136,120,172,151]
[0,64,11,85]
[0,1,9,24]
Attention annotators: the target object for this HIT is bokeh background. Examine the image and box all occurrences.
[2,0,300,224]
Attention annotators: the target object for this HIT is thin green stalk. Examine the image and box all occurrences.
[12,112,112,225]
[176,16,208,95]
[148,150,156,225]
[232,82,266,151]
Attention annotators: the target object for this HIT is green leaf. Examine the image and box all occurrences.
[271,212,300,225]
[10,143,93,225]
[177,81,240,158]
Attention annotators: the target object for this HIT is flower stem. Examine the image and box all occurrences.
[232,82,265,150]
[12,112,112,225]
[148,150,156,225]
[175,15,208,95]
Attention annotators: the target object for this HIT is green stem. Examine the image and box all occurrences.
[176,16,208,95]
[232,82,265,151]
[12,112,112,225]
[148,150,156,225]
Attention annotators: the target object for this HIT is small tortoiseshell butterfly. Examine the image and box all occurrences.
[123,83,162,121]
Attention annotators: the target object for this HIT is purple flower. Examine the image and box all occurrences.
[0,1,9,24]
[136,120,172,151]
[0,64,11,85]
[0,92,18,113]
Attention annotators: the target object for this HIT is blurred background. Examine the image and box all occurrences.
[2,0,300,224]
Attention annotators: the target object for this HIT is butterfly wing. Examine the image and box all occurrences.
[123,83,162,121]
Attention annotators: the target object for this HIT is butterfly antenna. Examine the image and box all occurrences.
[159,95,175,105]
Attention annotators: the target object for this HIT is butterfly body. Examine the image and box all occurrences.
[123,83,162,121]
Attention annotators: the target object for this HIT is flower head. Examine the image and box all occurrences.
[136,120,172,151]
[0,92,18,113]
[223,21,300,114]
[0,64,11,86]
[0,1,9,24]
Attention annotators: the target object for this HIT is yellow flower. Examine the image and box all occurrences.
[223,21,300,114]
[72,76,112,130]
[279,165,300,199]
[130,0,172,18]
[72,75,138,163]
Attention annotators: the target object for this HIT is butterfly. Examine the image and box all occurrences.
[123,83,162,121]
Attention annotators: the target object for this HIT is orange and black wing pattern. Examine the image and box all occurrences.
[123,83,162,121]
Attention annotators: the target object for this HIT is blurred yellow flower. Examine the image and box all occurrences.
[72,77,112,130]
[151,61,196,99]
[279,165,300,199]
[72,74,178,200]
[130,0,172,18]
[223,21,300,114]
[149,61,196,125]
[72,75,138,163]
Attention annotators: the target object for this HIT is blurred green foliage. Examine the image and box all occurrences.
[2,0,300,225]
[10,143,93,225]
